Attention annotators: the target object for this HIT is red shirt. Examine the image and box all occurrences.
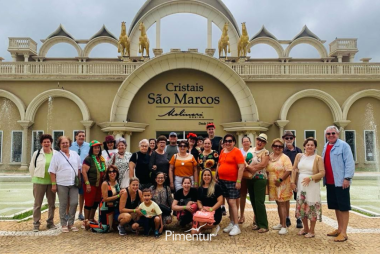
[218,147,245,181]
[324,144,335,184]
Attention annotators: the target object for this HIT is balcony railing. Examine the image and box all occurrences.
[329,39,358,54]
[8,37,38,53]
[1,61,380,78]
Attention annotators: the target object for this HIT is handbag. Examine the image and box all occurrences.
[193,208,215,224]
[243,170,253,179]
[177,203,198,221]
[59,151,81,188]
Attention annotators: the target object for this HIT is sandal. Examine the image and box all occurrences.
[258,228,269,233]
[61,227,69,233]
[327,229,340,237]
[297,229,308,236]
[334,233,348,242]
[69,226,79,232]
[304,233,315,238]
[252,224,259,230]
[238,215,245,224]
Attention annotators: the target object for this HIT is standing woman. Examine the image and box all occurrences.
[108,138,132,189]
[245,134,270,233]
[291,137,325,238]
[149,138,157,155]
[29,134,57,232]
[129,139,152,190]
[169,140,198,191]
[197,136,204,152]
[150,135,170,186]
[102,135,117,162]
[237,136,252,224]
[150,172,173,225]
[267,138,293,235]
[187,133,200,162]
[198,137,218,180]
[81,140,106,227]
[49,136,81,233]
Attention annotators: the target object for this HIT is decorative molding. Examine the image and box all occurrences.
[284,37,328,58]
[39,36,82,57]
[82,36,118,57]
[0,89,26,120]
[342,89,380,120]
[248,37,284,58]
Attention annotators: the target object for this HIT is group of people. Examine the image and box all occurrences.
[29,124,354,242]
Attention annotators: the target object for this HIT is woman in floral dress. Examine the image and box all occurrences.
[266,138,293,235]
[198,137,218,180]
[108,138,132,189]
[291,137,325,238]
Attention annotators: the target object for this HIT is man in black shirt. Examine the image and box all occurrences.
[206,123,222,153]
[282,131,303,228]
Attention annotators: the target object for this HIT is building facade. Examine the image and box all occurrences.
[0,0,379,171]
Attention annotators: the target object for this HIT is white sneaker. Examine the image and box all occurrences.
[278,227,288,235]
[272,224,282,230]
[223,222,234,233]
[211,225,220,236]
[229,225,241,236]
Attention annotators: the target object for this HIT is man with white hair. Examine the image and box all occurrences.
[322,125,355,242]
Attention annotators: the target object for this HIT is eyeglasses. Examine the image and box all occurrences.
[78,148,81,156]
[284,137,294,140]
[157,177,165,180]
[224,139,233,143]
[108,171,116,174]
[326,132,336,136]
[272,145,284,149]
[179,145,187,148]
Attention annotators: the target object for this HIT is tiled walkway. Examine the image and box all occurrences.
[1,204,379,253]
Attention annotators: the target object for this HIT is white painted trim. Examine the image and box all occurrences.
[304,130,316,139]
[10,130,23,163]
[345,130,357,161]
[52,130,64,149]
[0,89,26,120]
[0,130,3,163]
[364,130,376,162]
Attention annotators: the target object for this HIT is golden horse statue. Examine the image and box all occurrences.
[118,22,130,57]
[218,22,230,58]
[139,22,150,58]
[237,22,251,57]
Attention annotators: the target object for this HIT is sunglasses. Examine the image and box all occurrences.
[284,137,294,140]
[78,148,81,156]
[179,145,188,148]
[224,139,234,143]
[272,145,284,149]
[326,132,336,136]
[108,171,116,174]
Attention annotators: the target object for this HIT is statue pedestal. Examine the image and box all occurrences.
[139,56,150,62]
[118,56,131,62]
[205,48,216,57]
[219,56,226,62]
[238,56,247,63]
[153,48,163,57]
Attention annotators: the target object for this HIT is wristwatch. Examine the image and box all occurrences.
[344,177,351,181]
[278,178,283,182]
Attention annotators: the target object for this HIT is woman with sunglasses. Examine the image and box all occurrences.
[169,140,198,191]
[102,135,117,162]
[98,165,126,231]
[245,134,269,233]
[267,138,293,235]
[150,172,173,225]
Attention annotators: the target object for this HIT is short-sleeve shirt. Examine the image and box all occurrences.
[169,154,197,177]
[217,147,245,182]
[197,184,223,208]
[174,187,198,206]
[283,146,303,165]
[48,150,82,186]
[139,201,162,217]
[210,136,223,153]
[69,141,90,165]
[130,152,151,184]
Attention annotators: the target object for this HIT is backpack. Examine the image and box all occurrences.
[89,221,110,233]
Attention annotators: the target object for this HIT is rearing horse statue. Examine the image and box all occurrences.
[218,22,230,59]
[139,22,150,58]
[118,22,130,57]
[237,22,250,58]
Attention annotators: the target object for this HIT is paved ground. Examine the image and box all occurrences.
[1,203,380,253]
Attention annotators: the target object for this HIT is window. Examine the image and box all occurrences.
[73,130,85,140]
[11,131,22,163]
[53,130,64,150]
[284,130,296,146]
[304,130,316,139]
[0,131,3,163]
[32,130,44,156]
[345,130,356,161]
[364,130,376,162]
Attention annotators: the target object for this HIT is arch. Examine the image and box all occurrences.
[39,36,83,57]
[284,37,328,58]
[248,38,284,58]
[0,89,26,120]
[280,89,342,122]
[83,36,118,57]
[25,89,90,122]
[342,89,380,120]
[110,52,258,122]
[128,1,240,56]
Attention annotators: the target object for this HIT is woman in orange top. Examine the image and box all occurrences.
[169,140,198,192]
[216,134,245,236]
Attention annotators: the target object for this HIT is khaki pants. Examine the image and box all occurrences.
[33,183,56,226]
[57,185,78,227]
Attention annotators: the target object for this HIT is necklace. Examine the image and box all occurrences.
[92,155,106,172]
[271,153,282,162]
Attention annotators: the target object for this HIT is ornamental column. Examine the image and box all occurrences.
[275,120,290,138]
[334,120,351,141]
[80,120,95,143]
[17,120,33,171]
[207,18,212,48]
[156,19,161,49]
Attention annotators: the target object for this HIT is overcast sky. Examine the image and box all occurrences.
[1,0,380,61]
